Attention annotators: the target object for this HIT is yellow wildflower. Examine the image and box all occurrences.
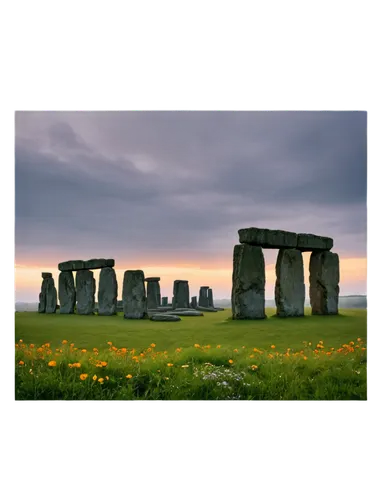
[176,348,182,353]
[251,365,258,371]
[101,361,107,367]
[216,345,221,349]
[80,373,88,381]
[30,344,34,349]
[167,363,174,367]
[150,343,156,348]
[233,349,238,353]
[349,341,355,346]
[303,356,307,360]
[228,359,234,364]
[105,376,109,381]
[62,340,68,344]
[107,341,112,346]
[194,344,200,348]
[48,360,57,367]
[18,360,25,365]
[98,378,104,384]
[70,343,74,347]
[93,375,97,381]
[121,348,127,353]
[19,339,23,343]
[81,349,87,353]
[74,362,81,368]
[271,345,275,349]
[126,374,133,379]
[357,338,361,342]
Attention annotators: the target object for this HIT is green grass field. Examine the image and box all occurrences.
[15,308,367,400]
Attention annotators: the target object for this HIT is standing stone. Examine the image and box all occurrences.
[309,251,340,315]
[231,244,265,319]
[45,277,57,314]
[38,277,47,313]
[208,288,214,308]
[145,277,161,310]
[275,249,305,317]
[191,296,197,308]
[198,286,209,307]
[76,270,96,315]
[172,280,190,309]
[162,296,168,306]
[98,267,118,315]
[122,270,147,319]
[58,271,76,314]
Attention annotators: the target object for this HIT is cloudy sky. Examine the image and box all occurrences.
[15,111,367,302]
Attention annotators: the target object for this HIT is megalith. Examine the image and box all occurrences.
[122,270,147,319]
[38,276,47,313]
[172,280,190,309]
[191,296,197,308]
[208,288,214,308]
[162,296,168,306]
[145,277,161,310]
[58,271,76,314]
[76,270,96,315]
[98,267,118,315]
[275,249,305,317]
[45,276,57,314]
[231,244,265,319]
[309,251,340,315]
[198,286,209,307]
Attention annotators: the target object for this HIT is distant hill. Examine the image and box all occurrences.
[15,295,367,312]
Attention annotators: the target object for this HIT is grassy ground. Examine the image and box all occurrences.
[14,308,367,400]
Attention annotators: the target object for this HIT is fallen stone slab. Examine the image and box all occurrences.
[297,233,333,252]
[213,307,225,311]
[149,314,181,322]
[196,306,218,312]
[238,227,297,249]
[163,310,204,316]
[58,258,115,271]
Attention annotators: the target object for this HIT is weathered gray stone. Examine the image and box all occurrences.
[196,306,218,312]
[58,271,76,314]
[191,296,197,308]
[98,267,118,315]
[238,227,297,249]
[164,310,203,317]
[41,272,52,279]
[122,270,147,319]
[275,249,305,317]
[45,277,57,314]
[162,297,168,306]
[309,251,340,315]
[231,244,265,319]
[76,270,96,315]
[58,260,85,271]
[172,280,190,309]
[145,277,161,309]
[297,233,333,252]
[38,289,46,313]
[58,258,115,271]
[198,286,209,307]
[208,288,214,308]
[149,314,181,322]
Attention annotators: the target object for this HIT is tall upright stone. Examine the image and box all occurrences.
[98,267,118,315]
[58,271,76,314]
[208,288,214,308]
[309,251,340,315]
[232,244,265,319]
[172,280,190,309]
[45,276,57,314]
[76,270,96,315]
[191,296,197,308]
[275,249,305,317]
[145,277,161,310]
[122,270,147,319]
[198,286,209,307]
[38,276,47,313]
[162,297,168,306]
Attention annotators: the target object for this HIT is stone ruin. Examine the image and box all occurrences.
[172,280,190,309]
[122,270,147,319]
[232,227,340,319]
[145,277,161,309]
[38,272,57,314]
[198,286,210,307]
